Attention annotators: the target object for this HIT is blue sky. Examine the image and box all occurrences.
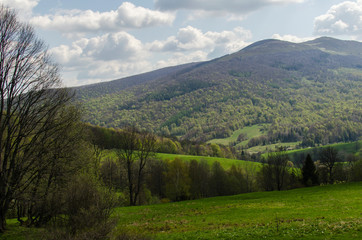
[1,0,362,86]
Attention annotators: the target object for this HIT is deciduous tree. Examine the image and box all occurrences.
[0,6,76,232]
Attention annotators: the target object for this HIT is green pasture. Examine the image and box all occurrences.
[156,153,261,170]
[284,140,362,161]
[101,149,261,170]
[207,124,269,147]
[248,141,301,154]
[114,182,362,239]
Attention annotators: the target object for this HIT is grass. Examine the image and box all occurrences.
[101,149,261,170]
[207,124,269,147]
[284,140,362,160]
[0,219,45,240]
[156,153,261,170]
[113,182,362,239]
[248,141,301,154]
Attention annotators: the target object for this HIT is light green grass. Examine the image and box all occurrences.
[208,124,269,146]
[113,182,362,239]
[101,149,261,170]
[337,67,362,77]
[283,140,362,158]
[248,141,301,154]
[156,153,261,170]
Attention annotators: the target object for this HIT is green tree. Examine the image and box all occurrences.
[165,158,190,201]
[302,154,319,186]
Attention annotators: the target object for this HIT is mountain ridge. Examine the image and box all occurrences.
[76,37,362,146]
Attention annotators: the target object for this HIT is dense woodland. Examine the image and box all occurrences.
[77,38,362,147]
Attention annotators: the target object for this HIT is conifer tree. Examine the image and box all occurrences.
[302,154,319,186]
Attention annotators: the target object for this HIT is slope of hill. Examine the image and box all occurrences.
[75,37,362,146]
[115,182,362,239]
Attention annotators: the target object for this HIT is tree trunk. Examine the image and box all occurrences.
[0,208,7,233]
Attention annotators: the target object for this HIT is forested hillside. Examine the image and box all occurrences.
[76,37,362,146]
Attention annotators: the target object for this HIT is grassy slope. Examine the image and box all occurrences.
[207,124,268,147]
[282,140,362,159]
[102,149,261,170]
[114,182,362,239]
[156,153,261,170]
[248,141,301,154]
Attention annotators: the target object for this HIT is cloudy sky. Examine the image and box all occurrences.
[1,0,362,87]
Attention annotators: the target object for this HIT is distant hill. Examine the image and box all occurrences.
[75,37,362,146]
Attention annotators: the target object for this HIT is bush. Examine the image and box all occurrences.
[47,175,117,240]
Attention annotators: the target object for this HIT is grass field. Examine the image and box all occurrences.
[101,150,261,170]
[113,182,362,239]
[2,183,361,239]
[207,124,269,147]
[156,153,261,170]
[282,140,362,163]
[248,141,301,154]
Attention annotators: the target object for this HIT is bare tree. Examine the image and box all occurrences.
[117,127,156,206]
[0,6,75,232]
[259,151,289,191]
[319,147,339,184]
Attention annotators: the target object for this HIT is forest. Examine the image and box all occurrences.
[77,38,362,147]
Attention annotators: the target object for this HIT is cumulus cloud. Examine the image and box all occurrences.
[49,31,147,85]
[0,0,39,17]
[50,31,143,65]
[147,26,252,58]
[155,0,304,14]
[271,34,314,43]
[314,0,362,38]
[50,26,253,86]
[30,2,175,34]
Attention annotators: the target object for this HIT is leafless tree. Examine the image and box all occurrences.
[259,151,289,191]
[319,147,339,184]
[0,6,75,232]
[117,127,156,206]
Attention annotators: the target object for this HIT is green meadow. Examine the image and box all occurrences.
[101,150,261,170]
[114,182,362,239]
[207,124,269,147]
[2,183,361,240]
[155,153,261,170]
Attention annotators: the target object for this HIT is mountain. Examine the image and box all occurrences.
[75,37,362,146]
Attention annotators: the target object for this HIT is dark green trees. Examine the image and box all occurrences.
[302,154,319,186]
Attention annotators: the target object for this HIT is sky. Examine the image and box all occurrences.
[1,0,362,87]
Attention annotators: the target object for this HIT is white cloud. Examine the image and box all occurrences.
[30,2,175,34]
[51,31,144,64]
[50,26,253,86]
[147,26,252,58]
[155,0,305,14]
[0,0,39,18]
[271,34,314,43]
[314,0,362,38]
[49,31,147,85]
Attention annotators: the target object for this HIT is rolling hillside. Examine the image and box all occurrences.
[115,182,362,239]
[75,37,362,146]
